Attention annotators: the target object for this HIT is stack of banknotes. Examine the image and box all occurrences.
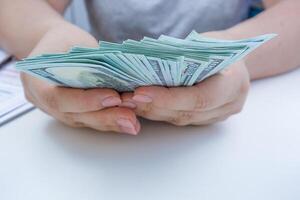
[16,31,276,92]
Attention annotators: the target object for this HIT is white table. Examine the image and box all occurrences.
[0,68,300,200]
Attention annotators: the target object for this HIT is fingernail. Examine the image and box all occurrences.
[101,96,121,107]
[132,94,152,103]
[120,101,137,109]
[116,119,138,135]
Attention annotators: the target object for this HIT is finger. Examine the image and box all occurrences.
[183,92,246,126]
[188,100,244,126]
[59,107,140,135]
[120,92,137,109]
[40,86,122,113]
[131,63,249,112]
[121,92,175,124]
[122,92,198,124]
[129,95,245,126]
[22,74,122,113]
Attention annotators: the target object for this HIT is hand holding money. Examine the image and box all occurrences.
[18,29,275,134]
[121,30,251,126]
[20,26,141,135]
[122,59,250,126]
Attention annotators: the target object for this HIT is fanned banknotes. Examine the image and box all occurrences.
[16,31,276,92]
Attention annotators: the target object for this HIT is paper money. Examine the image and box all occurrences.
[16,31,276,92]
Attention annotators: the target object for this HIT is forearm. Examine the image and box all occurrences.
[0,0,95,59]
[225,0,300,80]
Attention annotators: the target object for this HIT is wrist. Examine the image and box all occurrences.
[200,29,241,40]
[29,22,97,57]
[49,22,98,47]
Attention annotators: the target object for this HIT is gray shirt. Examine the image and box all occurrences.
[85,0,251,42]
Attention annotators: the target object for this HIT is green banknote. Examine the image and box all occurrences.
[16,31,276,92]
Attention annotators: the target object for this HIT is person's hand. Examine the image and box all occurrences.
[121,60,250,126]
[21,25,140,135]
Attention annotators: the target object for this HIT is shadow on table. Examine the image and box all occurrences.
[45,118,228,169]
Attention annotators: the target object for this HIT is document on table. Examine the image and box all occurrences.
[0,50,34,126]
